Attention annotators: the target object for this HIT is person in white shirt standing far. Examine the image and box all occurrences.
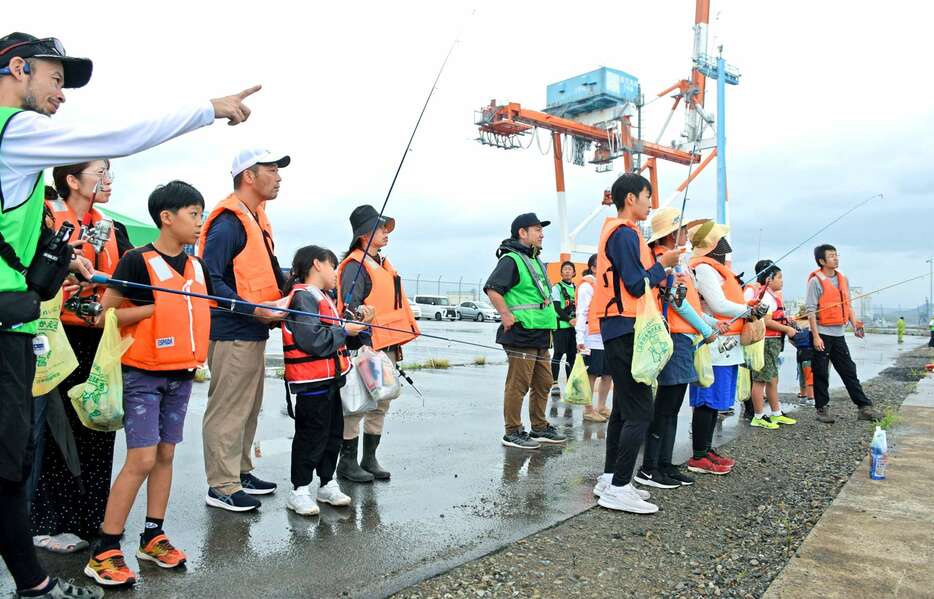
[574,253,612,422]
[0,31,260,599]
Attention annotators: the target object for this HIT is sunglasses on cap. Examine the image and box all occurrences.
[0,38,66,76]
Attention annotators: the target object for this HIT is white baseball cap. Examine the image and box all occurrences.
[230,148,291,178]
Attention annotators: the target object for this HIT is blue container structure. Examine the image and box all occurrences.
[544,67,640,118]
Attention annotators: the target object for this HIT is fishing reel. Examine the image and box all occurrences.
[64,294,103,321]
[746,301,769,321]
[80,218,114,254]
[717,336,739,353]
[659,283,688,308]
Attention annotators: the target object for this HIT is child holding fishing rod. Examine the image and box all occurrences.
[281,245,374,516]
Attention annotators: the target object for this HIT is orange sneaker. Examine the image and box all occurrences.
[137,533,187,569]
[84,549,137,586]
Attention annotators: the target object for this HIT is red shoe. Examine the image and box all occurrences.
[687,456,731,475]
[707,450,735,469]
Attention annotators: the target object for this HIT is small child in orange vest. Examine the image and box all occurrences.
[85,181,213,587]
[281,245,374,517]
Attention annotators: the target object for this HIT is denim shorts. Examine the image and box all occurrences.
[123,369,193,449]
[657,334,699,386]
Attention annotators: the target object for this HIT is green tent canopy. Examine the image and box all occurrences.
[96,207,159,248]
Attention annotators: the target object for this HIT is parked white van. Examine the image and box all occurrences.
[412,295,459,321]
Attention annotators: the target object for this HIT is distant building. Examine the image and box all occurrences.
[849,285,873,322]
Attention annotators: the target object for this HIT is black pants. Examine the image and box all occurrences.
[603,334,653,487]
[929,331,934,348]
[551,327,577,382]
[691,405,719,459]
[642,383,687,471]
[291,384,344,488]
[0,332,45,590]
[812,334,871,411]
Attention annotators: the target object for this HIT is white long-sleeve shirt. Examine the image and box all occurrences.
[574,275,603,351]
[694,262,747,366]
[0,103,214,211]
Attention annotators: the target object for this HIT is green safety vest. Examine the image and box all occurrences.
[553,280,576,329]
[502,250,557,331]
[0,106,46,335]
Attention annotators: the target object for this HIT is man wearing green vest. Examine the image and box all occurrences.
[549,261,577,395]
[0,31,260,599]
[929,315,934,348]
[485,213,567,449]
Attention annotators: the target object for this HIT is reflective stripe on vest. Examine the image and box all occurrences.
[336,249,419,350]
[121,252,210,370]
[654,245,703,335]
[198,193,281,304]
[501,251,558,331]
[555,280,576,329]
[48,201,120,327]
[0,107,45,334]
[689,256,745,336]
[591,218,658,325]
[809,269,851,327]
[282,284,352,385]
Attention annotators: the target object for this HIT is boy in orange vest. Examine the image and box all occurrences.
[806,244,879,423]
[84,181,214,587]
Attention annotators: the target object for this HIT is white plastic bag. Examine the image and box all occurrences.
[353,346,402,402]
[341,367,378,416]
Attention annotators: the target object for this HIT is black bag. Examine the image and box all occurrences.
[0,221,74,302]
[0,290,41,329]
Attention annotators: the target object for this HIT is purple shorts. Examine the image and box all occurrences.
[123,369,193,449]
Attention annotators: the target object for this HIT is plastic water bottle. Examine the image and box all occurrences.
[870,426,888,480]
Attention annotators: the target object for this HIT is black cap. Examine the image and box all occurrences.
[350,204,395,239]
[510,212,551,237]
[0,33,92,89]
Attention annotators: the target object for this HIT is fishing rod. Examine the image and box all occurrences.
[341,17,469,313]
[89,273,546,363]
[661,142,699,321]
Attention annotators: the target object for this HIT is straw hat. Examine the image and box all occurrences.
[647,207,710,244]
[688,220,731,257]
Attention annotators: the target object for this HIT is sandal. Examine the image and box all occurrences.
[40,533,89,554]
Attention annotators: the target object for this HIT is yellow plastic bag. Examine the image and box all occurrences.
[68,308,134,432]
[564,353,593,405]
[693,338,714,388]
[632,279,673,386]
[32,290,78,396]
[736,366,752,401]
[744,338,765,372]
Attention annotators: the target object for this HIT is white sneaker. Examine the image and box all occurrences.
[597,484,659,514]
[593,474,650,500]
[287,485,320,516]
[316,480,352,507]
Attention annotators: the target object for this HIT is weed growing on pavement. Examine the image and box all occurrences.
[473,356,487,366]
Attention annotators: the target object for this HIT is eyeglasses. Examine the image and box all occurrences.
[0,37,66,58]
[79,169,115,182]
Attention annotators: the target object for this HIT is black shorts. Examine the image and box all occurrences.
[604,333,653,423]
[0,332,37,482]
[583,349,607,377]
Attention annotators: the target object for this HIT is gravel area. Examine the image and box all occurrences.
[395,347,933,599]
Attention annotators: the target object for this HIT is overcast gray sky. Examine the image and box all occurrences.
[15,0,933,311]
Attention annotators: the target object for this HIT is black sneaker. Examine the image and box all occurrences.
[502,430,541,449]
[530,424,567,444]
[240,472,277,495]
[633,468,681,489]
[205,488,260,512]
[664,467,696,486]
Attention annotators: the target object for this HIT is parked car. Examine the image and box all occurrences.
[412,295,459,321]
[407,297,422,320]
[458,301,500,322]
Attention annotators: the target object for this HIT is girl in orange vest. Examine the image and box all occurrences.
[336,205,419,483]
[32,160,134,550]
[281,245,373,517]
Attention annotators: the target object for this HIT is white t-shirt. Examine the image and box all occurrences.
[574,276,603,351]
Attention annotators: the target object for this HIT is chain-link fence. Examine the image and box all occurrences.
[401,276,488,305]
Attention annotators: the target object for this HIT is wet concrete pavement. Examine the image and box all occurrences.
[4,325,923,598]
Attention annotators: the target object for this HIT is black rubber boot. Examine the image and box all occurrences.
[360,433,390,480]
[337,437,374,483]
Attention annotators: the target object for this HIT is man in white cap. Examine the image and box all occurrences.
[198,149,290,512]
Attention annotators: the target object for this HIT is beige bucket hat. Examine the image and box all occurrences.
[647,207,710,244]
[688,220,731,257]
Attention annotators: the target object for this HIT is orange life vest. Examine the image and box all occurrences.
[689,256,745,336]
[653,245,704,335]
[281,283,352,387]
[337,249,419,350]
[121,250,211,371]
[808,269,851,326]
[765,288,786,338]
[48,199,120,327]
[589,217,658,334]
[197,193,281,304]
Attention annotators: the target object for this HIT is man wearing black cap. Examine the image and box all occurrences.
[0,31,260,599]
[484,213,567,449]
[336,205,419,482]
